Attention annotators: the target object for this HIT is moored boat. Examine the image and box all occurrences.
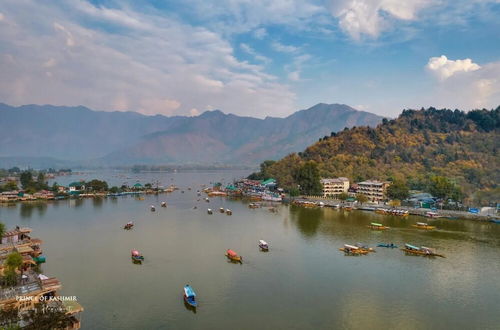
[367,222,389,230]
[161,201,167,207]
[207,208,213,214]
[259,240,269,251]
[339,244,369,255]
[412,222,436,230]
[226,249,242,262]
[401,243,445,257]
[183,285,197,308]
[131,250,145,262]
[226,209,232,215]
[377,243,398,248]
[205,197,210,203]
[219,207,225,213]
[248,203,260,208]
[355,242,376,252]
[150,205,156,212]
[124,221,134,230]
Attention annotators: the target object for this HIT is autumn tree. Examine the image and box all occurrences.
[293,161,322,196]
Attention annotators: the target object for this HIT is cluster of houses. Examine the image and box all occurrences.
[226,178,283,201]
[0,227,83,328]
[320,177,391,203]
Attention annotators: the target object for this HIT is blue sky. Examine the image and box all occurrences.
[0,0,499,118]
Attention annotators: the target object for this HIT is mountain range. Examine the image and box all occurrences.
[0,103,383,167]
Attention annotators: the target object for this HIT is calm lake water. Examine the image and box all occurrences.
[1,170,500,329]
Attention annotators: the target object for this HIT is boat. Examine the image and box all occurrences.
[377,243,398,248]
[226,249,242,262]
[339,244,369,255]
[355,243,376,253]
[161,202,167,207]
[412,222,436,230]
[226,209,232,215]
[207,208,213,214]
[375,208,388,214]
[490,219,500,224]
[150,205,156,212]
[343,205,353,211]
[183,285,197,308]
[205,197,210,203]
[124,221,134,230]
[367,222,389,230]
[219,207,225,213]
[33,255,46,264]
[131,250,145,262]
[248,203,261,208]
[259,240,269,251]
[261,193,282,202]
[401,243,445,257]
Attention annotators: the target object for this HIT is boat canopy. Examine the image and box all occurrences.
[344,244,359,250]
[184,285,196,298]
[227,249,238,257]
[416,222,428,226]
[131,250,140,256]
[405,243,420,250]
[259,240,268,245]
[371,222,382,227]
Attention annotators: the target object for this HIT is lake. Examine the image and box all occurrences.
[1,170,500,329]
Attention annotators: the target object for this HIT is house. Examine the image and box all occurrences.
[68,182,85,194]
[357,180,391,202]
[320,177,350,197]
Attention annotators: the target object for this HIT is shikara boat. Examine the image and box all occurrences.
[248,203,260,208]
[412,222,436,230]
[150,205,156,212]
[205,197,210,203]
[219,207,225,213]
[377,243,398,248]
[161,202,167,207]
[367,222,389,230]
[124,221,134,230]
[355,243,376,253]
[259,240,269,251]
[226,209,232,215]
[33,255,46,264]
[207,208,213,214]
[226,249,242,262]
[183,285,197,308]
[339,244,369,255]
[401,243,445,258]
[131,250,145,263]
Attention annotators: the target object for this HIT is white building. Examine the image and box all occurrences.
[320,177,349,197]
[357,180,390,202]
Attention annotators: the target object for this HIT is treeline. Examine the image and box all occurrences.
[250,107,499,205]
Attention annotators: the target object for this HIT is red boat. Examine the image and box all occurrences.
[225,249,242,262]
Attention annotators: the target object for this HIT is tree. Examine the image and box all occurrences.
[387,180,410,200]
[109,186,119,193]
[3,181,18,191]
[87,179,108,192]
[389,199,401,207]
[429,176,462,201]
[0,222,5,241]
[0,306,19,329]
[4,252,23,286]
[144,183,152,189]
[22,303,72,330]
[293,161,322,196]
[356,193,368,205]
[20,171,34,190]
[338,192,349,201]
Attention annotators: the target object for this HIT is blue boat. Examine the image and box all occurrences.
[184,285,197,308]
[377,243,398,248]
[490,219,500,224]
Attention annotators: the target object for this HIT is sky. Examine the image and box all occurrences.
[0,0,499,118]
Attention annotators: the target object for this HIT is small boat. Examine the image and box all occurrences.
[425,211,439,218]
[343,206,353,211]
[259,240,269,251]
[490,219,500,224]
[377,243,398,248]
[248,203,260,208]
[161,202,167,207]
[401,243,445,258]
[219,207,225,213]
[207,208,213,214]
[412,222,435,230]
[183,285,197,308]
[124,221,134,230]
[205,197,210,203]
[33,255,46,264]
[339,244,368,255]
[355,243,376,253]
[367,222,389,230]
[226,249,242,262]
[226,209,232,215]
[150,205,156,212]
[131,250,145,262]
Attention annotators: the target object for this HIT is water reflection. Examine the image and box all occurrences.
[290,205,322,238]
[92,197,103,208]
[20,202,47,218]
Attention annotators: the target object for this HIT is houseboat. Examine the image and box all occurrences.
[258,240,269,251]
[225,249,242,262]
[183,285,197,308]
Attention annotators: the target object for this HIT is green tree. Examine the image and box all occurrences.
[429,176,462,201]
[3,181,18,191]
[109,186,119,193]
[144,183,152,189]
[338,192,349,201]
[356,193,368,205]
[87,179,108,192]
[20,171,34,190]
[293,161,322,196]
[22,303,72,330]
[387,180,410,200]
[0,222,5,241]
[4,252,23,286]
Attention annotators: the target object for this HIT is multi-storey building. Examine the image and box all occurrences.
[357,180,391,202]
[320,177,350,197]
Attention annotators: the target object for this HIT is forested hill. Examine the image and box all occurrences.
[260,107,499,200]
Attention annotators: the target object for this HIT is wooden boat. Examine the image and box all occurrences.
[377,243,398,248]
[412,222,436,230]
[183,285,197,308]
[343,206,353,211]
[205,197,210,203]
[124,221,134,230]
[375,208,388,214]
[219,207,225,213]
[226,209,232,215]
[150,205,156,212]
[131,250,145,262]
[401,243,445,258]
[248,203,260,208]
[259,240,269,251]
[226,249,242,262]
[355,243,376,253]
[207,208,213,214]
[161,202,167,207]
[367,222,389,230]
[339,244,369,255]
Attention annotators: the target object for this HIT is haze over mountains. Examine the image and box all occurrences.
[0,103,383,167]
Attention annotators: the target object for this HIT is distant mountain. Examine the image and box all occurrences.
[0,103,383,166]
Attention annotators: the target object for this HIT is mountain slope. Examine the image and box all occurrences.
[262,107,499,197]
[0,103,383,165]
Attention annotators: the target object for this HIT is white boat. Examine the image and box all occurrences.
[261,193,282,202]
[259,240,269,250]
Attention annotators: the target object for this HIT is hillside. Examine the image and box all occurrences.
[0,103,382,166]
[260,107,499,199]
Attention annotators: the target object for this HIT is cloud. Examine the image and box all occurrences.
[253,27,267,39]
[426,55,481,80]
[240,43,271,63]
[288,71,300,81]
[271,41,300,53]
[0,12,4,21]
[0,0,296,117]
[189,108,200,116]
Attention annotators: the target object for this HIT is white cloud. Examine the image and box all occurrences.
[426,55,481,80]
[189,108,200,116]
[288,71,300,81]
[253,27,267,39]
[240,43,271,63]
[329,0,433,40]
[271,41,300,53]
[0,0,296,117]
[0,12,4,21]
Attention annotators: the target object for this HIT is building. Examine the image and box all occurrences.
[68,182,85,194]
[357,180,391,202]
[320,177,350,197]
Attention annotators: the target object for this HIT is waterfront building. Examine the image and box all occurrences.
[320,177,350,197]
[356,180,391,202]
